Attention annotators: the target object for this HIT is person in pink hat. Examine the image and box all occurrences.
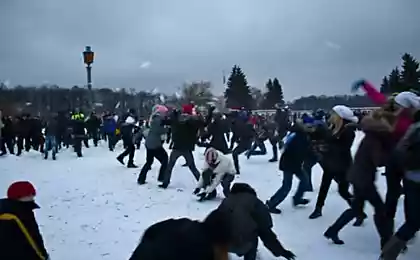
[0,181,49,260]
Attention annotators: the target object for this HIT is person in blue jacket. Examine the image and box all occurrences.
[266,116,315,214]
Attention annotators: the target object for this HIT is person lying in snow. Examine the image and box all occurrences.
[217,183,296,260]
[194,147,236,202]
[0,181,49,260]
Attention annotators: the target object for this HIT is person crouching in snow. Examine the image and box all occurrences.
[217,183,296,260]
[194,147,236,202]
[0,181,49,260]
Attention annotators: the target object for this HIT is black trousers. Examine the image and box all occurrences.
[161,149,200,185]
[395,179,420,242]
[269,137,278,160]
[232,141,251,174]
[138,147,168,183]
[314,169,352,210]
[73,136,83,157]
[118,143,135,164]
[327,184,392,245]
[0,137,14,154]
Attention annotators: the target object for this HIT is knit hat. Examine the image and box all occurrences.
[182,104,194,115]
[394,91,420,109]
[332,105,359,123]
[7,181,36,201]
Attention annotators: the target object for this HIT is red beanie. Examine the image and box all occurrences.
[7,181,36,200]
[182,104,194,115]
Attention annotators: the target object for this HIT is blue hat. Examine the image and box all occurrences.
[302,114,314,124]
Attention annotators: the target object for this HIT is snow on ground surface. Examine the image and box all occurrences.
[0,131,419,260]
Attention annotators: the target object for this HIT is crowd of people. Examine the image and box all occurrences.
[0,79,419,260]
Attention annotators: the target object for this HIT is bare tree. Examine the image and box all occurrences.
[181,81,213,106]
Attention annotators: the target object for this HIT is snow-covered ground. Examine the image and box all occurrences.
[0,132,418,260]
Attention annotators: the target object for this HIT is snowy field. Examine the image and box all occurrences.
[0,131,418,260]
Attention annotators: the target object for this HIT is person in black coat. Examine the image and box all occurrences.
[217,183,295,260]
[129,208,231,260]
[0,115,15,155]
[266,119,314,214]
[309,105,359,220]
[159,104,213,188]
[0,181,49,260]
[231,111,255,175]
[203,112,229,154]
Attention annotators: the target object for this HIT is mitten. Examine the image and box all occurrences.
[281,250,296,260]
[197,192,207,202]
[193,188,200,195]
[351,79,366,93]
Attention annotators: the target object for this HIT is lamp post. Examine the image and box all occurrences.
[83,46,94,109]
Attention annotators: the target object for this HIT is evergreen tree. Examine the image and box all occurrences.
[380,76,390,94]
[401,53,420,93]
[388,67,403,93]
[224,65,253,109]
[262,78,285,108]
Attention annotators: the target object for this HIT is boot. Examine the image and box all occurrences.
[116,156,125,165]
[268,158,277,162]
[309,208,322,219]
[324,228,344,245]
[293,198,310,207]
[127,162,138,168]
[380,236,406,260]
[266,201,282,214]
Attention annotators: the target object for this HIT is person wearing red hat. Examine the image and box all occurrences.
[0,181,49,260]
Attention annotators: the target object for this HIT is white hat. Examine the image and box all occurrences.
[332,105,358,123]
[394,91,420,109]
[125,116,135,124]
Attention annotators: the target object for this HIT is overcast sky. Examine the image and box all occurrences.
[1,0,419,100]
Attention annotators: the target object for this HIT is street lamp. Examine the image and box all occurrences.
[83,46,94,109]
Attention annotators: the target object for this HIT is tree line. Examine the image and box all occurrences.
[0,53,418,115]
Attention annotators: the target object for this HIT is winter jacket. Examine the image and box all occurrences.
[0,199,48,260]
[1,117,14,138]
[196,150,236,194]
[170,113,208,151]
[216,184,286,257]
[279,123,311,172]
[204,117,229,154]
[0,111,3,137]
[361,81,412,142]
[145,113,167,150]
[234,120,255,145]
[347,116,393,188]
[318,122,356,174]
[44,117,59,137]
[396,114,420,182]
[103,116,117,134]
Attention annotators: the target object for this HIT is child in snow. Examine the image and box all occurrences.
[0,181,49,260]
[194,147,236,201]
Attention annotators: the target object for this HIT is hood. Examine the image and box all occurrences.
[360,116,392,133]
[230,183,257,196]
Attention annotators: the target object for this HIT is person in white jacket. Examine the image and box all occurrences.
[194,147,236,201]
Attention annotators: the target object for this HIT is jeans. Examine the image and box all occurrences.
[267,169,309,208]
[44,135,57,158]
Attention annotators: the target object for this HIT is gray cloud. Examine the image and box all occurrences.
[1,0,420,100]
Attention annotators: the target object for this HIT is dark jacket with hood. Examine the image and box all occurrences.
[347,116,393,188]
[217,183,287,257]
[0,199,48,260]
[279,123,311,173]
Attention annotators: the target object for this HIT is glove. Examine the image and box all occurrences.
[193,188,200,195]
[197,192,208,202]
[351,79,366,93]
[281,250,296,260]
